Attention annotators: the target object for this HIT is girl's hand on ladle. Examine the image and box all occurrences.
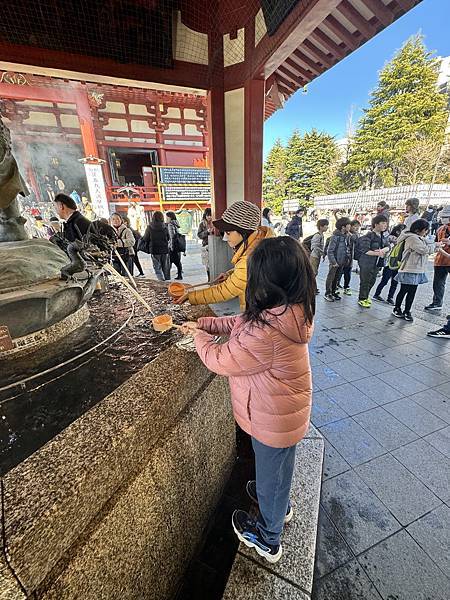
[180,321,200,336]
[174,293,189,305]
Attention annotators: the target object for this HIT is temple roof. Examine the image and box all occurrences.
[0,1,421,118]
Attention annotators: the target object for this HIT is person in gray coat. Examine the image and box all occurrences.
[325,217,352,302]
[393,219,432,322]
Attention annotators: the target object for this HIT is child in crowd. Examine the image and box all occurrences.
[339,219,360,296]
[309,219,329,292]
[356,215,389,308]
[181,237,315,563]
[393,219,433,322]
[373,223,406,304]
[325,217,352,302]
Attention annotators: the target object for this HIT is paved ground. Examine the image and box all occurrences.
[309,287,450,600]
[140,242,450,600]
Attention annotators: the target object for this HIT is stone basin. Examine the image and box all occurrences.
[0,280,235,599]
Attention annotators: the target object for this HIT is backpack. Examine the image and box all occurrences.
[387,239,406,271]
[173,232,186,253]
[302,234,314,254]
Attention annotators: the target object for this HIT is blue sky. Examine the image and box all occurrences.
[263,0,450,158]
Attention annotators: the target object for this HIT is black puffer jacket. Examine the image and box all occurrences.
[141,222,169,255]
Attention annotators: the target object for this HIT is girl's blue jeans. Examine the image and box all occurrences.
[252,437,297,546]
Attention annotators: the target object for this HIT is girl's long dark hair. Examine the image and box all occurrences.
[262,207,272,224]
[243,237,316,326]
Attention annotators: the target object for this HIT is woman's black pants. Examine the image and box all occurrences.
[170,250,183,277]
[395,283,418,313]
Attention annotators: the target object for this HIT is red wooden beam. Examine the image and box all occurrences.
[359,0,394,26]
[292,50,322,76]
[0,81,78,103]
[277,85,293,98]
[284,58,310,82]
[324,14,359,49]
[252,0,342,79]
[0,42,209,91]
[244,79,265,206]
[277,65,307,87]
[275,74,298,93]
[394,0,417,11]
[337,0,377,39]
[310,29,348,59]
[301,39,335,68]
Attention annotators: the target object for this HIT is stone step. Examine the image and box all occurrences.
[222,425,324,599]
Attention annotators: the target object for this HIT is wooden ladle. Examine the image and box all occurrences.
[152,314,182,333]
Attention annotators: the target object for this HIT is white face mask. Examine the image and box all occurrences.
[223,232,229,242]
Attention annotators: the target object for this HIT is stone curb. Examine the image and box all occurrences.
[222,425,324,599]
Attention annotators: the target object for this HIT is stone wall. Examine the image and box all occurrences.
[0,341,235,599]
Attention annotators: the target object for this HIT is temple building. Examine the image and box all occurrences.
[0,0,421,225]
[0,71,209,218]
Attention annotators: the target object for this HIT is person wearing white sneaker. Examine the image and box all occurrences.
[181,237,315,563]
[427,316,450,339]
[393,219,432,322]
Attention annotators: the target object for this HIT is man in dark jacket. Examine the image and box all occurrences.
[285,208,304,241]
[356,214,389,308]
[325,217,352,302]
[53,193,91,242]
[140,211,170,281]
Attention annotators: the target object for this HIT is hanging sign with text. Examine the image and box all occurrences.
[84,163,110,218]
[157,166,211,203]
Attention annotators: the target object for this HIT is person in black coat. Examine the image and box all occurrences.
[141,211,170,281]
[285,208,304,241]
[53,193,91,242]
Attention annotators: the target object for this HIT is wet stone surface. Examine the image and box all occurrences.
[0,281,194,475]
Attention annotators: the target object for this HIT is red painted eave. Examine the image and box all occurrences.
[265,0,422,120]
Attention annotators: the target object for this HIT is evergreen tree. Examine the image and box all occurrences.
[262,138,288,214]
[347,35,449,188]
[286,129,340,205]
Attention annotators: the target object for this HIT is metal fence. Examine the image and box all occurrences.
[314,184,450,212]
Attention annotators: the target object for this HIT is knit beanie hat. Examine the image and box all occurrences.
[213,201,261,233]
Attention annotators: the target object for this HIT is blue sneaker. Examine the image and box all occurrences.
[246,480,293,523]
[232,510,282,563]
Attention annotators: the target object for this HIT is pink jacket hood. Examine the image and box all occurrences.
[194,304,314,448]
[263,305,313,345]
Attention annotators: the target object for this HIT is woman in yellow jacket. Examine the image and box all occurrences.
[175,201,274,311]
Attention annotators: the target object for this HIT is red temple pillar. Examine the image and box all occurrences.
[208,80,264,215]
[74,89,99,158]
[207,87,227,218]
[244,79,265,206]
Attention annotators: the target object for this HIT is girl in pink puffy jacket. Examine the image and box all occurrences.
[181,236,315,563]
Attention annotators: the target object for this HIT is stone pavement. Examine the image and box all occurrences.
[140,242,450,599]
[311,270,450,600]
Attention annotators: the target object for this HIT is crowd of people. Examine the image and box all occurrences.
[48,193,186,281]
[46,192,449,338]
[175,197,449,567]
[291,199,450,336]
[35,193,449,565]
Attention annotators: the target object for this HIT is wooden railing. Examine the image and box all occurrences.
[107,186,161,208]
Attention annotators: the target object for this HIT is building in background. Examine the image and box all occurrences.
[0,71,209,221]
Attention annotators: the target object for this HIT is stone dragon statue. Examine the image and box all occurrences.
[0,115,29,242]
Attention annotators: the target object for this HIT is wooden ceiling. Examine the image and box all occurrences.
[265,0,421,118]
